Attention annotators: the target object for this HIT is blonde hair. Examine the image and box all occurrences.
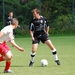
[32,8,40,14]
[11,18,18,25]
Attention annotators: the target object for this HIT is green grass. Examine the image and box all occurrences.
[0,36,75,75]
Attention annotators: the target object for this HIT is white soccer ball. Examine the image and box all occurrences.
[40,59,48,67]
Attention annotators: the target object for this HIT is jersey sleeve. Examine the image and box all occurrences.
[5,17,12,26]
[29,19,34,31]
[1,27,9,34]
[44,17,49,27]
[1,26,14,42]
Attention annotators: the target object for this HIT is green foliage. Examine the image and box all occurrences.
[0,0,75,36]
[15,25,30,37]
[50,14,75,35]
[0,22,4,30]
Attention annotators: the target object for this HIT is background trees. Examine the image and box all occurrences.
[0,0,75,36]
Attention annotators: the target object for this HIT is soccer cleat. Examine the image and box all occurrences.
[4,69,13,73]
[29,61,34,67]
[55,60,60,65]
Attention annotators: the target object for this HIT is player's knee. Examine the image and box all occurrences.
[5,51,13,60]
[6,55,12,61]
[32,49,36,53]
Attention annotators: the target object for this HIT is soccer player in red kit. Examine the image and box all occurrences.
[0,18,24,73]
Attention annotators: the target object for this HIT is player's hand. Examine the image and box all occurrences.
[18,47,24,52]
[46,32,49,36]
[32,37,35,41]
[47,33,49,36]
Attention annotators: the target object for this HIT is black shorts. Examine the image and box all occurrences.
[32,32,49,44]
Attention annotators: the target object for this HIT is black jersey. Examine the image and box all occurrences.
[5,17,12,26]
[29,16,49,35]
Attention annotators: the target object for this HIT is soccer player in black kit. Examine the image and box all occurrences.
[29,8,60,67]
[5,11,13,26]
[5,11,20,35]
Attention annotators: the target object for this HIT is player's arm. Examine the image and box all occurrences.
[9,40,24,52]
[29,21,35,41]
[46,26,49,35]
[30,30,34,41]
[45,17,49,35]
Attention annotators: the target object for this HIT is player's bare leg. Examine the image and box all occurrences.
[29,43,38,67]
[0,51,13,73]
[45,40,60,65]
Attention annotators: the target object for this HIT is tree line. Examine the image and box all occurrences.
[0,0,75,37]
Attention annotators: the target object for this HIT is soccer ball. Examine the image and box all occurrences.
[40,59,48,67]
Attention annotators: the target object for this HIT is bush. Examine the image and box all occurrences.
[49,14,75,35]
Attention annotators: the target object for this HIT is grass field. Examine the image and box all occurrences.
[0,36,75,75]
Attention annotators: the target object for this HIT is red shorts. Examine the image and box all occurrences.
[0,42,10,55]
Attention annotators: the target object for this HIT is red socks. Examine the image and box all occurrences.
[0,56,11,71]
[4,61,11,71]
[0,56,4,62]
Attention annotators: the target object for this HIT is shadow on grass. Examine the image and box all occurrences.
[0,65,43,68]
[0,65,25,67]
